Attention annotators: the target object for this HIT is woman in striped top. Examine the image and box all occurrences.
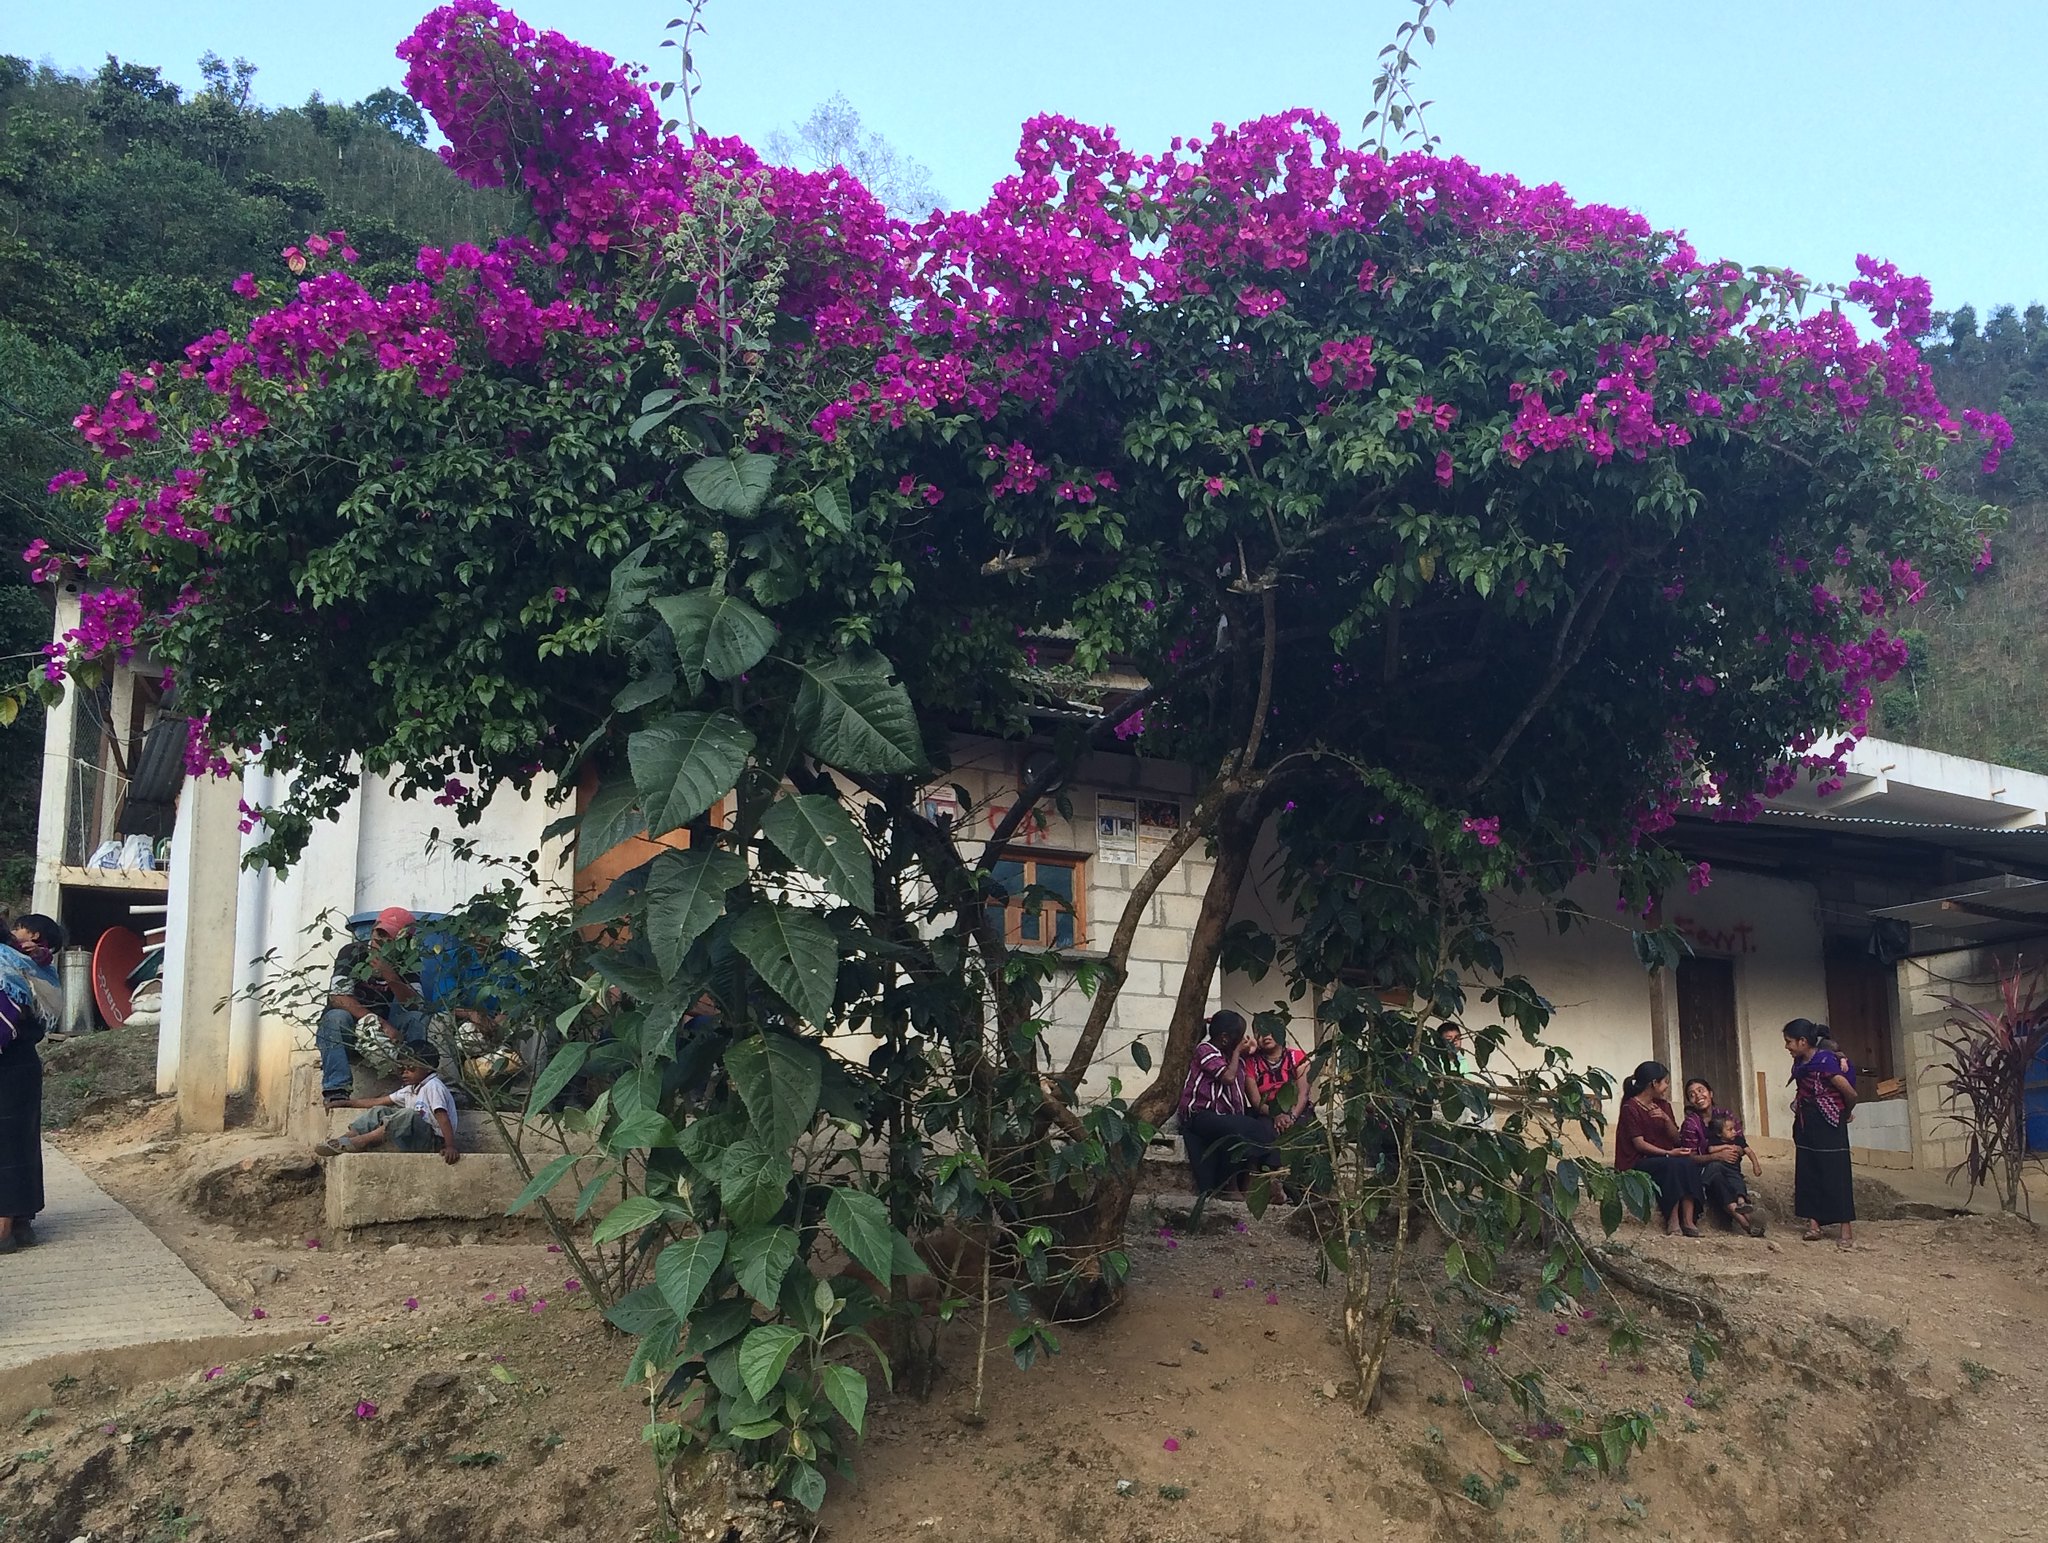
[1177,1010,1278,1197]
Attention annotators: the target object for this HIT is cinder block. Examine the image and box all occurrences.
[1130,925,1194,962]
[1155,892,1208,931]
[1115,991,1180,1034]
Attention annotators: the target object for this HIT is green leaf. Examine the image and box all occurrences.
[593,1194,671,1245]
[654,1230,728,1321]
[578,774,646,859]
[1129,1039,1152,1072]
[737,1323,804,1401]
[760,794,874,911]
[506,1152,579,1215]
[824,1189,895,1283]
[725,1034,824,1148]
[605,1283,671,1335]
[1443,1239,1468,1280]
[684,452,776,517]
[719,1137,793,1230]
[730,904,840,1027]
[794,652,924,774]
[653,589,777,690]
[728,1226,800,1309]
[612,672,676,713]
[645,847,747,980]
[784,1458,827,1513]
[810,483,850,532]
[524,1041,589,1116]
[628,712,754,836]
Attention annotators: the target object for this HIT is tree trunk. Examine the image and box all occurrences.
[1035,790,1268,1321]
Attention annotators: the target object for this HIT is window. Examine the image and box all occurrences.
[986,852,1086,950]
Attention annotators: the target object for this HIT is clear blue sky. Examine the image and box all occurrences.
[7,1,2042,316]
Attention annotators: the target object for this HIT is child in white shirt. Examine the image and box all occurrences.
[314,1046,459,1164]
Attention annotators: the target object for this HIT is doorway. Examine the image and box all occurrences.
[1676,956,1741,1111]
[1823,941,1896,1083]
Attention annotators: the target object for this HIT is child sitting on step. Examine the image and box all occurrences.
[314,1045,459,1164]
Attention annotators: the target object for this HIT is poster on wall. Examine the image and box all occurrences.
[1096,795,1138,865]
[1137,797,1182,861]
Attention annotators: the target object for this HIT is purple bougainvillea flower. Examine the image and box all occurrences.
[1554,1323,1569,1336]
[564,1278,581,1293]
[1578,1307,1595,1320]
[530,1299,547,1313]
[546,1243,563,1253]
[404,1297,419,1311]
[483,1293,498,1304]
[305,1238,321,1250]
[1683,1393,1697,1407]
[1264,1291,1279,1305]
[1484,1345,1498,1356]
[1164,1238,1178,1250]
[354,1400,377,1420]
[314,1314,331,1324]
[249,1308,268,1320]
[1162,1437,1180,1452]
[1211,1286,1224,1299]
[1241,1277,1256,1289]
[204,1366,224,1381]
[102,1423,118,1436]
[1233,1219,1248,1234]
[507,1286,528,1304]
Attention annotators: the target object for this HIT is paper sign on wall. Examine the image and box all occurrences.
[1096,795,1137,865]
[1137,798,1181,861]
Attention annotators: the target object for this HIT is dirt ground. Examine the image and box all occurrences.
[8,1099,2048,1543]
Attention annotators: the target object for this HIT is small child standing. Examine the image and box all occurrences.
[1709,1112,1763,1179]
[314,1046,459,1164]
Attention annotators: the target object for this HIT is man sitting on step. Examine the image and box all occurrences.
[314,1044,459,1163]
[316,906,432,1105]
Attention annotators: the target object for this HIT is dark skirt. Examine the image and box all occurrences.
[1632,1153,1705,1218]
[1182,1109,1278,1196]
[1794,1111,1855,1225]
[0,1039,45,1220]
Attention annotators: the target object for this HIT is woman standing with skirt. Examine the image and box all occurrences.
[0,917,60,1254]
[1785,1018,1857,1247]
[1613,1060,1706,1237]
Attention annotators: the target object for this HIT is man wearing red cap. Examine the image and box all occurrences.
[316,906,432,1105]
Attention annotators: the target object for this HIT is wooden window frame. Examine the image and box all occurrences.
[986,849,1088,951]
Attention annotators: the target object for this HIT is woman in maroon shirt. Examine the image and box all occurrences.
[1613,1060,1706,1237]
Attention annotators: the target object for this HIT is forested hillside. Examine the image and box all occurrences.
[1873,304,2048,770]
[0,51,512,895]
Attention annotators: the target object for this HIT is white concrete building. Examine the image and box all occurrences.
[33,566,2048,1182]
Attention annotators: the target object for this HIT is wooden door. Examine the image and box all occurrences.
[1824,942,1896,1081]
[1676,956,1741,1109]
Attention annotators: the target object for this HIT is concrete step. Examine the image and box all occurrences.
[322,1150,582,1229]
[285,1061,517,1152]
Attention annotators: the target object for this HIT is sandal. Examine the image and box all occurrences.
[313,1139,347,1158]
[1801,1228,1825,1243]
[1680,1224,1701,1238]
[1744,1211,1767,1238]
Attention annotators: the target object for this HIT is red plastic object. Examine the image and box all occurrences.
[92,925,145,1028]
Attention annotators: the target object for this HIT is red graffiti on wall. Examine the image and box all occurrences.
[1671,915,1757,956]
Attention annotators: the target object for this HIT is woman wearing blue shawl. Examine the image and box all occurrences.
[0,914,62,1253]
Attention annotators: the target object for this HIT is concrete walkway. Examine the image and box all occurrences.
[0,1143,243,1370]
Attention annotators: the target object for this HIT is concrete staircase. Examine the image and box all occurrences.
[283,1063,583,1232]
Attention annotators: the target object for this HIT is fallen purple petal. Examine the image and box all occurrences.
[404,1297,419,1310]
[1162,1437,1180,1452]
[354,1400,377,1420]
[315,1314,331,1324]
[305,1238,321,1250]
[546,1243,563,1253]
[483,1293,498,1303]
[564,1278,581,1292]
[1211,1286,1224,1298]
[530,1299,547,1313]
[1264,1291,1279,1305]
[249,1308,268,1320]
[1554,1323,1569,1336]
[204,1366,224,1381]
[507,1286,528,1304]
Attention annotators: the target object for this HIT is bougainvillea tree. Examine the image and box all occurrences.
[22,0,2004,1504]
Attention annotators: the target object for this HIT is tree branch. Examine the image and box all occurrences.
[1461,563,1624,796]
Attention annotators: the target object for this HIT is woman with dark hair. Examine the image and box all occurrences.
[1242,1020,1314,1137]
[1177,1010,1278,1196]
[1785,1018,1858,1246]
[1680,1077,1765,1236]
[0,913,61,1253]
[1613,1060,1706,1237]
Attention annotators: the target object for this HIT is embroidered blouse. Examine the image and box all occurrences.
[1790,1047,1850,1128]
[1179,1041,1248,1118]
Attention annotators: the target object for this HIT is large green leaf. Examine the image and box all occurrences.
[653,589,777,690]
[824,1189,895,1283]
[724,1034,824,1148]
[821,1364,868,1436]
[719,1137,793,1230]
[628,712,753,836]
[646,847,747,980]
[737,1322,804,1401]
[794,652,924,774]
[684,452,776,517]
[505,1151,579,1216]
[728,1225,800,1309]
[760,794,874,911]
[654,1230,728,1321]
[785,1461,827,1513]
[578,773,646,859]
[593,1194,670,1245]
[523,1041,589,1117]
[730,904,840,1027]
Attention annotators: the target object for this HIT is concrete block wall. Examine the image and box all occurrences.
[1895,943,2028,1177]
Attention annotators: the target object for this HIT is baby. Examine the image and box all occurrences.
[1709,1113,1762,1177]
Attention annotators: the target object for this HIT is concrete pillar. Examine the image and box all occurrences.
[172,771,243,1133]
[31,585,84,916]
